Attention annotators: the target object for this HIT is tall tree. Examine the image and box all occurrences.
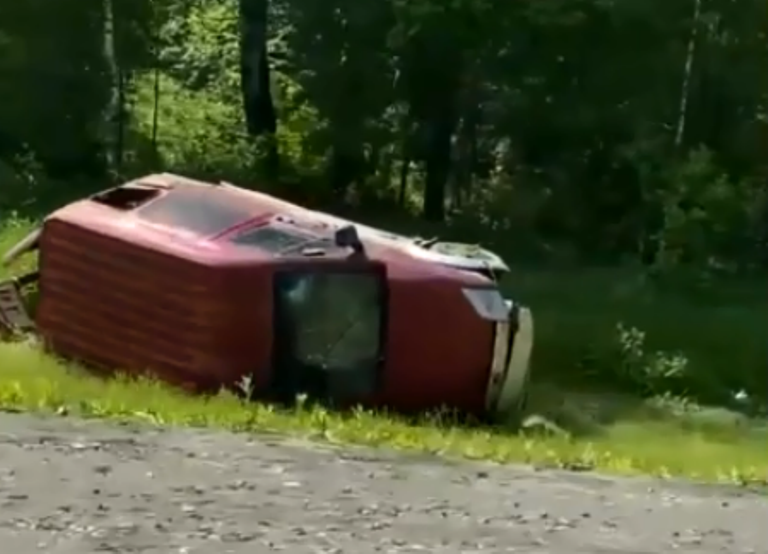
[239,0,278,175]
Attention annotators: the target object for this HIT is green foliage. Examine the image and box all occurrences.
[609,323,690,397]
[159,0,240,96]
[0,153,74,217]
[2,0,765,244]
[129,71,258,178]
[505,265,767,408]
[0,0,108,169]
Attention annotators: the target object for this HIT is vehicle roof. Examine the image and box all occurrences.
[42,173,504,285]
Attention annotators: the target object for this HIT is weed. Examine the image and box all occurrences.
[613,322,690,396]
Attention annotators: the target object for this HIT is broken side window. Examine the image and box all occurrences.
[138,188,253,236]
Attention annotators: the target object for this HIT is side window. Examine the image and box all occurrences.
[230,226,312,253]
[138,188,253,236]
[276,271,383,371]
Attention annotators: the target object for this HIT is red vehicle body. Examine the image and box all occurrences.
[0,174,533,419]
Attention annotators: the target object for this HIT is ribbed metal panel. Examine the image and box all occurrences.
[36,220,235,387]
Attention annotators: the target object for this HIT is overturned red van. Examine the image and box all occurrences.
[0,173,533,420]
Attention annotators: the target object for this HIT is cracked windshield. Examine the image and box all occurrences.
[284,272,381,371]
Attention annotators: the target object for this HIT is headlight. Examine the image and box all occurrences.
[461,287,509,321]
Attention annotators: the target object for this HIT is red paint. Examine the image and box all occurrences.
[34,174,497,415]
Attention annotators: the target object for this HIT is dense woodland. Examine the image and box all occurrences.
[1,0,765,270]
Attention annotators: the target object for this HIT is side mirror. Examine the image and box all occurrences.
[334,225,364,255]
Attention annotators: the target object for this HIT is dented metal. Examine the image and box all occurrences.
[0,173,534,419]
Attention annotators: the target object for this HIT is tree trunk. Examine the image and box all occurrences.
[239,0,278,175]
[452,73,481,210]
[327,144,364,201]
[101,0,120,175]
[398,155,411,207]
[422,113,455,222]
[403,33,461,222]
[151,65,160,159]
[674,0,702,149]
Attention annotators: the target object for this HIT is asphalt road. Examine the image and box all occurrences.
[0,413,764,554]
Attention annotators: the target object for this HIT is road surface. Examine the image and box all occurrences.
[0,413,764,553]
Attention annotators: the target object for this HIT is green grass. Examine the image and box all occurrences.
[1,216,767,487]
[509,266,768,401]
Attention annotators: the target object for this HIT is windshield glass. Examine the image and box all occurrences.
[275,270,383,374]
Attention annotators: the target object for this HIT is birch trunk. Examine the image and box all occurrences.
[101,0,121,173]
[674,0,703,149]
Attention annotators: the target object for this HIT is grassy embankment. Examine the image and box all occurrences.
[0,216,766,485]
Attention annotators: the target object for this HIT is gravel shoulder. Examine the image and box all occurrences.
[0,413,764,554]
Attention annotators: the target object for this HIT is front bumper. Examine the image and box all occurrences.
[485,301,534,417]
